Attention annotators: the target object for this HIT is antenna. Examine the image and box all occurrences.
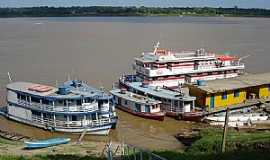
[153,41,160,54]
[7,72,12,82]
[238,54,251,65]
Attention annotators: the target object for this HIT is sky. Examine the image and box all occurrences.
[0,0,269,9]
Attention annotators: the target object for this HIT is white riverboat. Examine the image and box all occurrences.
[5,80,117,135]
[118,78,196,118]
[133,42,245,87]
[110,88,165,121]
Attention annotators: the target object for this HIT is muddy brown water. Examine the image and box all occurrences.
[0,17,270,150]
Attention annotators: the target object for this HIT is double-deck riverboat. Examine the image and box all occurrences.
[6,80,117,135]
[118,76,196,118]
[133,42,245,87]
[110,88,165,121]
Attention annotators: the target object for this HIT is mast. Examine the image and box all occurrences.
[7,72,12,82]
[153,41,160,55]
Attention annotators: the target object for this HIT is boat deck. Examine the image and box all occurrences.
[127,82,196,101]
[110,89,161,105]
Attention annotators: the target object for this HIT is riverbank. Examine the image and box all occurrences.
[0,128,269,160]
[156,128,270,160]
[0,137,115,157]
[1,6,270,18]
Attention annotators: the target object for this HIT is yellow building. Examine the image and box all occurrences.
[188,73,270,111]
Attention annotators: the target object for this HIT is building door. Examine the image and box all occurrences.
[210,95,215,110]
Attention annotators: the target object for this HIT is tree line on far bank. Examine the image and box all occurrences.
[0,6,270,17]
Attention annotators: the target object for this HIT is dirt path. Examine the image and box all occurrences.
[0,138,120,157]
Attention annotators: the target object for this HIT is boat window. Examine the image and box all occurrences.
[174,100,178,107]
[71,115,77,121]
[125,100,128,105]
[32,110,41,116]
[135,103,141,112]
[76,99,82,105]
[21,94,26,101]
[68,100,76,106]
[16,93,20,100]
[55,100,64,106]
[84,98,92,103]
[145,105,150,113]
[91,113,97,120]
[43,99,50,105]
[31,96,40,103]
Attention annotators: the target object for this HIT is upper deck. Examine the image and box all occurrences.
[6,80,112,100]
[135,48,216,64]
[126,81,196,101]
[110,89,161,105]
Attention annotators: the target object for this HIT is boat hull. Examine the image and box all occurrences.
[182,112,205,122]
[7,114,115,135]
[25,138,70,149]
[117,105,165,121]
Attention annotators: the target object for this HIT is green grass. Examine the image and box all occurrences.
[1,129,270,160]
[0,155,105,160]
[152,128,270,160]
[187,128,270,153]
[154,150,270,160]
[0,137,19,146]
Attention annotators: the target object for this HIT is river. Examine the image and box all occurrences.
[0,16,270,150]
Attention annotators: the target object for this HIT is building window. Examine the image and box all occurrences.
[234,90,240,97]
[222,92,227,100]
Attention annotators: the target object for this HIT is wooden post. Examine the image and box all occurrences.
[107,142,113,160]
[133,147,136,160]
[148,152,152,160]
[221,107,230,153]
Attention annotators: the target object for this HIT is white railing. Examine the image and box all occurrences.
[161,103,183,113]
[140,64,245,77]
[17,100,99,112]
[31,115,112,128]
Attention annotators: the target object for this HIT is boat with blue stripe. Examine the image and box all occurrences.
[25,137,71,149]
[6,80,117,135]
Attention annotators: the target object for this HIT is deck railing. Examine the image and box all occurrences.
[161,102,183,113]
[17,100,99,112]
[31,115,112,128]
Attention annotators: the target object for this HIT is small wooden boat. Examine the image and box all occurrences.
[175,129,201,146]
[25,137,71,149]
[182,111,205,122]
[110,88,165,121]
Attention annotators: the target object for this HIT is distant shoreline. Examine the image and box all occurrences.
[0,6,270,18]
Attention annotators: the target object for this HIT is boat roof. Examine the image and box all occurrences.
[194,72,270,94]
[6,80,112,100]
[135,52,216,63]
[110,89,161,105]
[126,82,196,101]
